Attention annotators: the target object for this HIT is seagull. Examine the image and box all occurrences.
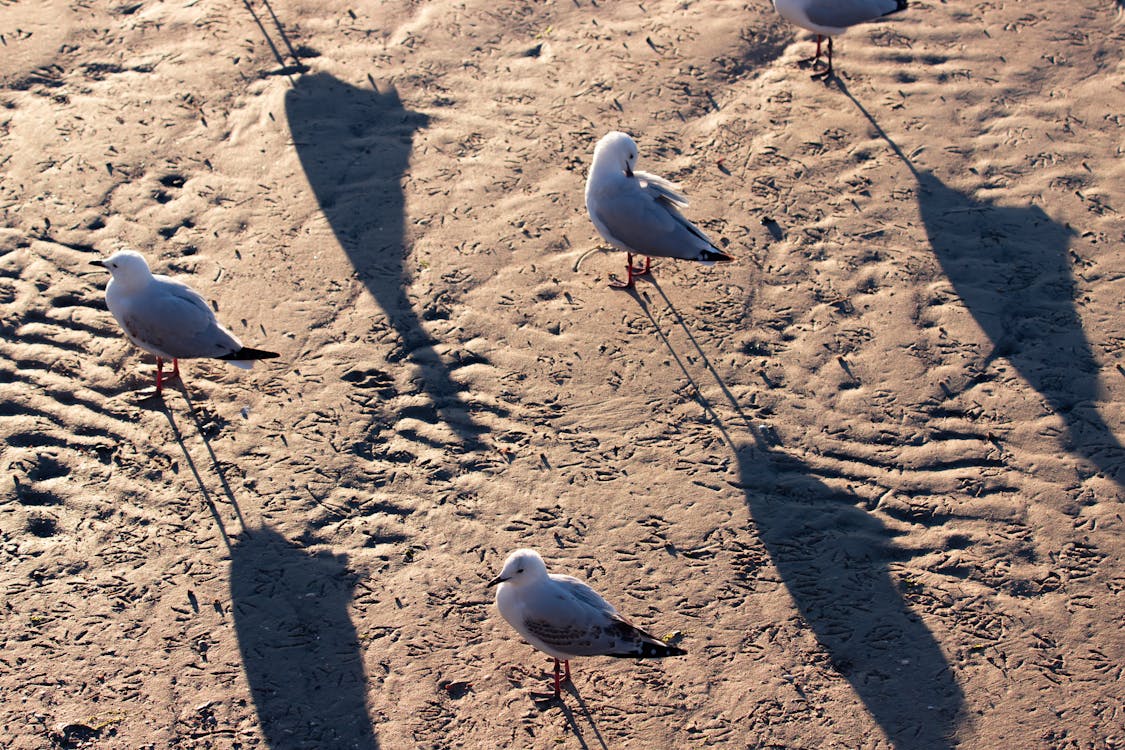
[772,0,909,79]
[585,131,732,289]
[92,250,279,394]
[489,548,687,698]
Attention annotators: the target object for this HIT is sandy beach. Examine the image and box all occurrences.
[1,0,1122,747]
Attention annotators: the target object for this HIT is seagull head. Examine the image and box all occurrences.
[488,548,549,587]
[91,249,154,287]
[594,131,639,178]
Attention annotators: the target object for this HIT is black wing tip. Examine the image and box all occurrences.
[220,346,280,361]
[894,0,908,12]
[702,249,734,263]
[609,640,687,659]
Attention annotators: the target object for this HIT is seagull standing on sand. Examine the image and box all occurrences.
[489,548,687,698]
[92,250,279,394]
[773,0,909,79]
[585,131,732,289]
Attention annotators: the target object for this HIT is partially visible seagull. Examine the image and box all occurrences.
[773,0,909,79]
[92,250,280,394]
[585,131,732,289]
[489,548,687,697]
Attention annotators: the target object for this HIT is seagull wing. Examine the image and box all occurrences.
[634,170,688,207]
[551,574,620,617]
[522,611,649,657]
[591,178,717,260]
[806,0,903,28]
[121,278,242,359]
[516,576,625,657]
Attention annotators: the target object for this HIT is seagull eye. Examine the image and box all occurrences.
[517,567,524,574]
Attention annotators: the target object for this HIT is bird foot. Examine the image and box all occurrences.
[608,275,635,289]
[530,686,562,700]
[134,386,166,403]
[529,690,561,709]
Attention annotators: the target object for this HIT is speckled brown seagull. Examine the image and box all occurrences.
[489,548,687,698]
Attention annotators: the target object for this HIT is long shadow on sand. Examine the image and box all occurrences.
[635,287,965,748]
[161,383,379,747]
[838,81,1123,485]
[916,171,1123,484]
[287,72,492,450]
[231,525,378,749]
[736,446,965,748]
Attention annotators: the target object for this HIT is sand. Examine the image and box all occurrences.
[1,0,1122,747]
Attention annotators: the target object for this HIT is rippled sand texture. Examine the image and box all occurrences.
[1,1,1122,747]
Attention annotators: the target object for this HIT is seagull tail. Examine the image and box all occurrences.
[637,638,688,658]
[609,637,687,659]
[219,346,280,369]
[699,248,733,263]
[609,621,688,659]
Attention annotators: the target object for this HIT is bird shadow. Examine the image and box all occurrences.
[286,72,495,452]
[528,677,609,750]
[230,524,380,750]
[241,0,307,81]
[560,681,610,750]
[634,288,966,748]
[181,387,253,534]
[838,80,1123,486]
[224,12,381,750]
[159,396,240,552]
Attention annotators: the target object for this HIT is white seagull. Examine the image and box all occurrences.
[585,131,732,289]
[92,250,279,394]
[489,548,686,697]
[772,0,909,79]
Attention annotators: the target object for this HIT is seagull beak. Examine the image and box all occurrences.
[625,164,633,178]
[487,574,508,587]
[90,259,106,268]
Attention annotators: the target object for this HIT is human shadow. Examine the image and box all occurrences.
[915,171,1123,483]
[286,72,491,450]
[158,386,378,745]
[231,525,378,750]
[838,80,1123,485]
[737,447,965,748]
[635,289,965,747]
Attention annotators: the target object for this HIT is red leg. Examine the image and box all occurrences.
[172,358,180,379]
[635,256,652,275]
[155,357,164,394]
[609,253,637,289]
[563,659,571,681]
[553,658,562,697]
[812,37,834,80]
[800,34,827,71]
